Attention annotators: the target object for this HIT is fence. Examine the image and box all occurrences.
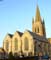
[0,56,50,60]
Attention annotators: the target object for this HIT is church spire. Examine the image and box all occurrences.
[32,5,46,37]
[32,17,34,23]
[35,5,41,22]
[43,19,46,37]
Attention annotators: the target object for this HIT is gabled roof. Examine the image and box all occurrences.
[8,34,13,38]
[16,31,23,36]
[26,30,48,43]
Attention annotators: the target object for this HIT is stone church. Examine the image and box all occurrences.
[1,5,51,57]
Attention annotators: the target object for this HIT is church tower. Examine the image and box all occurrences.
[32,5,46,37]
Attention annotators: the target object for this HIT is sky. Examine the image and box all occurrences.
[0,0,51,47]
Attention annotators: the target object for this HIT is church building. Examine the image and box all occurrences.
[2,5,51,57]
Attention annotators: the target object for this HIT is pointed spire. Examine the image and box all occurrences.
[42,19,46,37]
[35,5,41,22]
[32,17,34,23]
[43,19,45,24]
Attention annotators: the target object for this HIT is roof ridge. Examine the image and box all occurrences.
[8,33,13,38]
[16,31,23,36]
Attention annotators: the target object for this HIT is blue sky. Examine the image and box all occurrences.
[0,0,51,47]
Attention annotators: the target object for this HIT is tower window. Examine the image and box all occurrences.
[35,28,36,33]
[37,28,39,33]
[35,28,39,33]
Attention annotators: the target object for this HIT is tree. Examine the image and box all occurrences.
[9,52,15,60]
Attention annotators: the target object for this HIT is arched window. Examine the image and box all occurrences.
[35,28,36,33]
[35,27,39,33]
[34,41,37,55]
[6,41,9,51]
[37,27,39,33]
[14,38,18,51]
[24,37,29,50]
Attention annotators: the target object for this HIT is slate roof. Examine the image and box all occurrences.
[16,31,23,36]
[27,30,48,43]
[8,34,13,38]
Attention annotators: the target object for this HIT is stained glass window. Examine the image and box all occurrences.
[24,38,29,50]
[6,41,9,51]
[14,38,18,51]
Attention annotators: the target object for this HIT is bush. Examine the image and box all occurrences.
[8,52,15,60]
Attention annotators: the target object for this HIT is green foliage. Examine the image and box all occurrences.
[8,52,15,60]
